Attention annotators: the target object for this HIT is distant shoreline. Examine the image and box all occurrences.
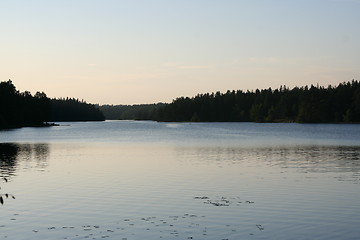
[0,122,59,130]
[1,120,359,131]
[107,119,360,124]
[100,81,360,123]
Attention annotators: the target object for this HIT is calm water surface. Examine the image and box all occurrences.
[0,121,360,240]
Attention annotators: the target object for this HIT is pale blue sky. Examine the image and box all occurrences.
[1,0,359,104]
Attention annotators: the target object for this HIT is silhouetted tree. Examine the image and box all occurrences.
[0,80,51,128]
[50,98,105,122]
[0,80,105,128]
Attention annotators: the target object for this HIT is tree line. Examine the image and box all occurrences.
[50,98,104,122]
[100,80,360,123]
[0,80,104,129]
[2,79,360,127]
[155,80,360,123]
[100,103,164,120]
[0,80,50,128]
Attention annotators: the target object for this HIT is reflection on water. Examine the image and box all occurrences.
[0,143,49,178]
[0,121,360,239]
[175,145,360,183]
[0,142,359,240]
[0,144,18,177]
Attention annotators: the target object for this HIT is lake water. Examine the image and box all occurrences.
[0,121,360,240]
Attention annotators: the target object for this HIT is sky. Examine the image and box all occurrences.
[0,0,359,105]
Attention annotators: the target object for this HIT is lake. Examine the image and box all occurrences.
[0,121,360,240]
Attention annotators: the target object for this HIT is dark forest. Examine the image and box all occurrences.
[156,80,360,123]
[50,98,104,122]
[0,80,104,129]
[101,80,360,123]
[100,103,164,121]
[2,79,360,129]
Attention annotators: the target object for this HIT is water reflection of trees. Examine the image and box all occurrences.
[0,144,18,177]
[0,143,49,178]
[175,145,360,182]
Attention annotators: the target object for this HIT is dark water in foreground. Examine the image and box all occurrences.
[0,121,360,239]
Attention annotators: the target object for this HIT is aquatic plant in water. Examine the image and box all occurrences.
[0,177,15,205]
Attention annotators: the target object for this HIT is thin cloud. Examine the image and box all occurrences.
[177,65,213,70]
[248,57,279,64]
[118,72,165,83]
[162,62,213,70]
